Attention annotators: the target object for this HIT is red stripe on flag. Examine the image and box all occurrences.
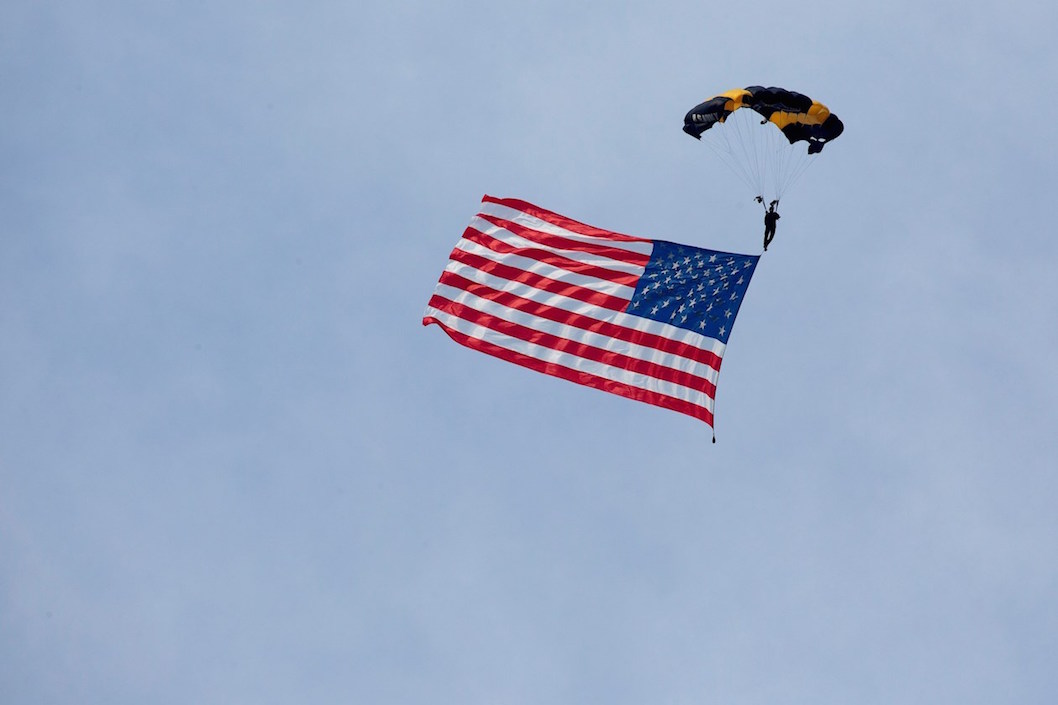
[437,270,722,372]
[426,294,717,400]
[423,315,714,425]
[461,227,640,286]
[475,212,651,268]
[448,246,631,312]
[481,195,649,243]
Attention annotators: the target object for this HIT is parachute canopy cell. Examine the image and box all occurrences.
[683,86,843,154]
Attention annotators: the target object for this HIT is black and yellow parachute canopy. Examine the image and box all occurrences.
[683,86,843,154]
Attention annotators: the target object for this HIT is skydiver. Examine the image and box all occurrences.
[762,200,780,251]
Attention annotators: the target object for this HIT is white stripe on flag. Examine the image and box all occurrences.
[431,283,721,387]
[478,201,654,255]
[441,258,727,361]
[453,238,639,301]
[467,216,646,275]
[423,304,716,413]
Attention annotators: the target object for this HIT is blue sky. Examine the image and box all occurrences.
[3,2,1057,703]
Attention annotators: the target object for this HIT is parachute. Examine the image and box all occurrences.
[683,86,843,204]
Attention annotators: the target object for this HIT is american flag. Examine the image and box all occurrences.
[423,196,759,427]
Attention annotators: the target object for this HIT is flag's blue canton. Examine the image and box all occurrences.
[626,241,759,345]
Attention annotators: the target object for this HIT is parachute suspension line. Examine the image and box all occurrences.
[774,133,795,199]
[701,136,743,192]
[748,115,764,199]
[785,152,818,197]
[773,128,792,201]
[703,121,757,197]
[724,125,757,194]
[761,119,778,202]
[698,109,822,205]
[774,147,817,202]
[714,122,746,191]
[762,123,779,202]
[737,110,767,199]
[746,115,791,205]
[778,133,793,198]
[717,111,754,198]
[732,112,756,196]
[770,124,794,202]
